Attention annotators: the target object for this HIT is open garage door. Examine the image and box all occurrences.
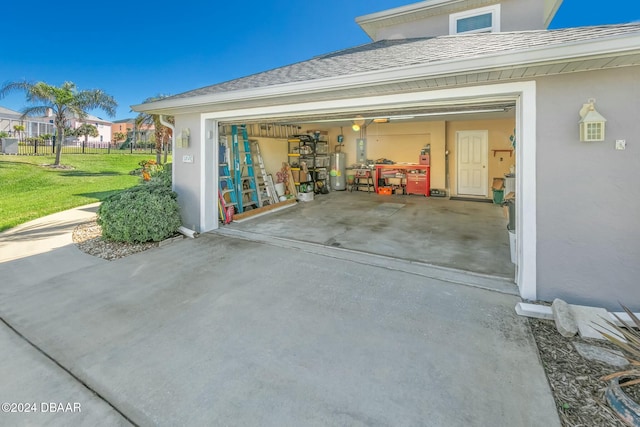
[214,99,518,280]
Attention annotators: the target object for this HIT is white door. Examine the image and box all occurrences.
[457,130,488,196]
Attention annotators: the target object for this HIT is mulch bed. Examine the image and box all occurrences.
[529,317,639,426]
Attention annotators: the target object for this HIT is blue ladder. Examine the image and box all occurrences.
[231,125,259,213]
[218,135,237,222]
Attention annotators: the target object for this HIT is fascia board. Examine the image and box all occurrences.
[543,0,564,28]
[132,33,640,114]
[356,0,464,25]
[356,0,467,39]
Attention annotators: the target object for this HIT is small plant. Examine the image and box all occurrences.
[149,162,172,187]
[598,305,640,387]
[131,159,167,182]
[97,183,182,243]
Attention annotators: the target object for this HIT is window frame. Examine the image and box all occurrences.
[449,4,501,35]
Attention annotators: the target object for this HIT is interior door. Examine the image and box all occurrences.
[457,130,488,196]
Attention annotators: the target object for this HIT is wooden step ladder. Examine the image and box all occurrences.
[218,135,237,223]
[232,125,259,213]
[251,140,279,206]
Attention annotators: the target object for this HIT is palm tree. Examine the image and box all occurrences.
[74,123,99,152]
[113,131,127,149]
[135,95,173,164]
[0,81,116,165]
[12,124,25,142]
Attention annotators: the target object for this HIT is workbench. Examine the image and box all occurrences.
[374,164,430,196]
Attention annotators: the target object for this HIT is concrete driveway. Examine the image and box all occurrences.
[0,206,560,426]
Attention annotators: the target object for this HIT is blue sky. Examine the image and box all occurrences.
[1,0,637,121]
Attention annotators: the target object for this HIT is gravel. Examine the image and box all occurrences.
[72,219,159,260]
[73,217,639,425]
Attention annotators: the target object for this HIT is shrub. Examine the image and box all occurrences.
[97,183,182,243]
[149,163,172,187]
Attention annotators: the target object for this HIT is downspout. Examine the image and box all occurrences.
[159,115,198,239]
[158,115,175,192]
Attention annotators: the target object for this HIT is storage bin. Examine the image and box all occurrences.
[315,156,330,167]
[378,187,392,195]
[492,189,504,204]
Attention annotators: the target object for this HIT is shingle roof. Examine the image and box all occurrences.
[166,24,640,101]
[0,106,22,117]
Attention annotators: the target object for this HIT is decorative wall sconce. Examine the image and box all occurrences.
[579,99,607,142]
[179,128,190,148]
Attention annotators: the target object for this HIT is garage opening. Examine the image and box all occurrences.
[214,101,517,279]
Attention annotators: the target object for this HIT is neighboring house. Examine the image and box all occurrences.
[112,118,156,146]
[65,113,113,147]
[132,0,640,310]
[112,119,134,137]
[0,106,55,139]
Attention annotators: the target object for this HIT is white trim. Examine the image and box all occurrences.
[198,81,538,300]
[517,82,537,300]
[357,0,464,24]
[449,4,501,35]
[200,118,218,233]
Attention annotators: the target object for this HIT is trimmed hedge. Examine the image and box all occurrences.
[97,183,182,243]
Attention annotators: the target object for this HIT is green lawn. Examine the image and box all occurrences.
[0,154,171,232]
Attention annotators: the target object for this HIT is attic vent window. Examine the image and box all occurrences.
[450,5,501,35]
[457,13,492,33]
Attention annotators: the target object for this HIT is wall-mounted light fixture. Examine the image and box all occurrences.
[579,99,606,142]
[179,128,190,148]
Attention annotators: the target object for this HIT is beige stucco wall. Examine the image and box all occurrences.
[371,0,545,40]
[173,113,205,232]
[446,118,516,196]
[534,66,640,311]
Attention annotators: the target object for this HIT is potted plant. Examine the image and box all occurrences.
[597,305,640,426]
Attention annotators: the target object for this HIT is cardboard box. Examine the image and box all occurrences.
[492,177,505,190]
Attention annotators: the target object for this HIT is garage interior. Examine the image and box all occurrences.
[216,101,517,279]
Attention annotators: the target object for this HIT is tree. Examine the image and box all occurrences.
[113,132,126,144]
[74,123,99,151]
[0,81,116,165]
[135,95,173,164]
[13,124,25,142]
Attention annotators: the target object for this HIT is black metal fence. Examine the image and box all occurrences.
[4,141,171,156]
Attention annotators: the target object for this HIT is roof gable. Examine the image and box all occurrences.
[356,0,564,40]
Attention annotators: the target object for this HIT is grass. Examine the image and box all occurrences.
[0,154,171,232]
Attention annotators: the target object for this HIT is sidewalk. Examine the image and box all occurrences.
[0,204,106,290]
[0,204,131,426]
